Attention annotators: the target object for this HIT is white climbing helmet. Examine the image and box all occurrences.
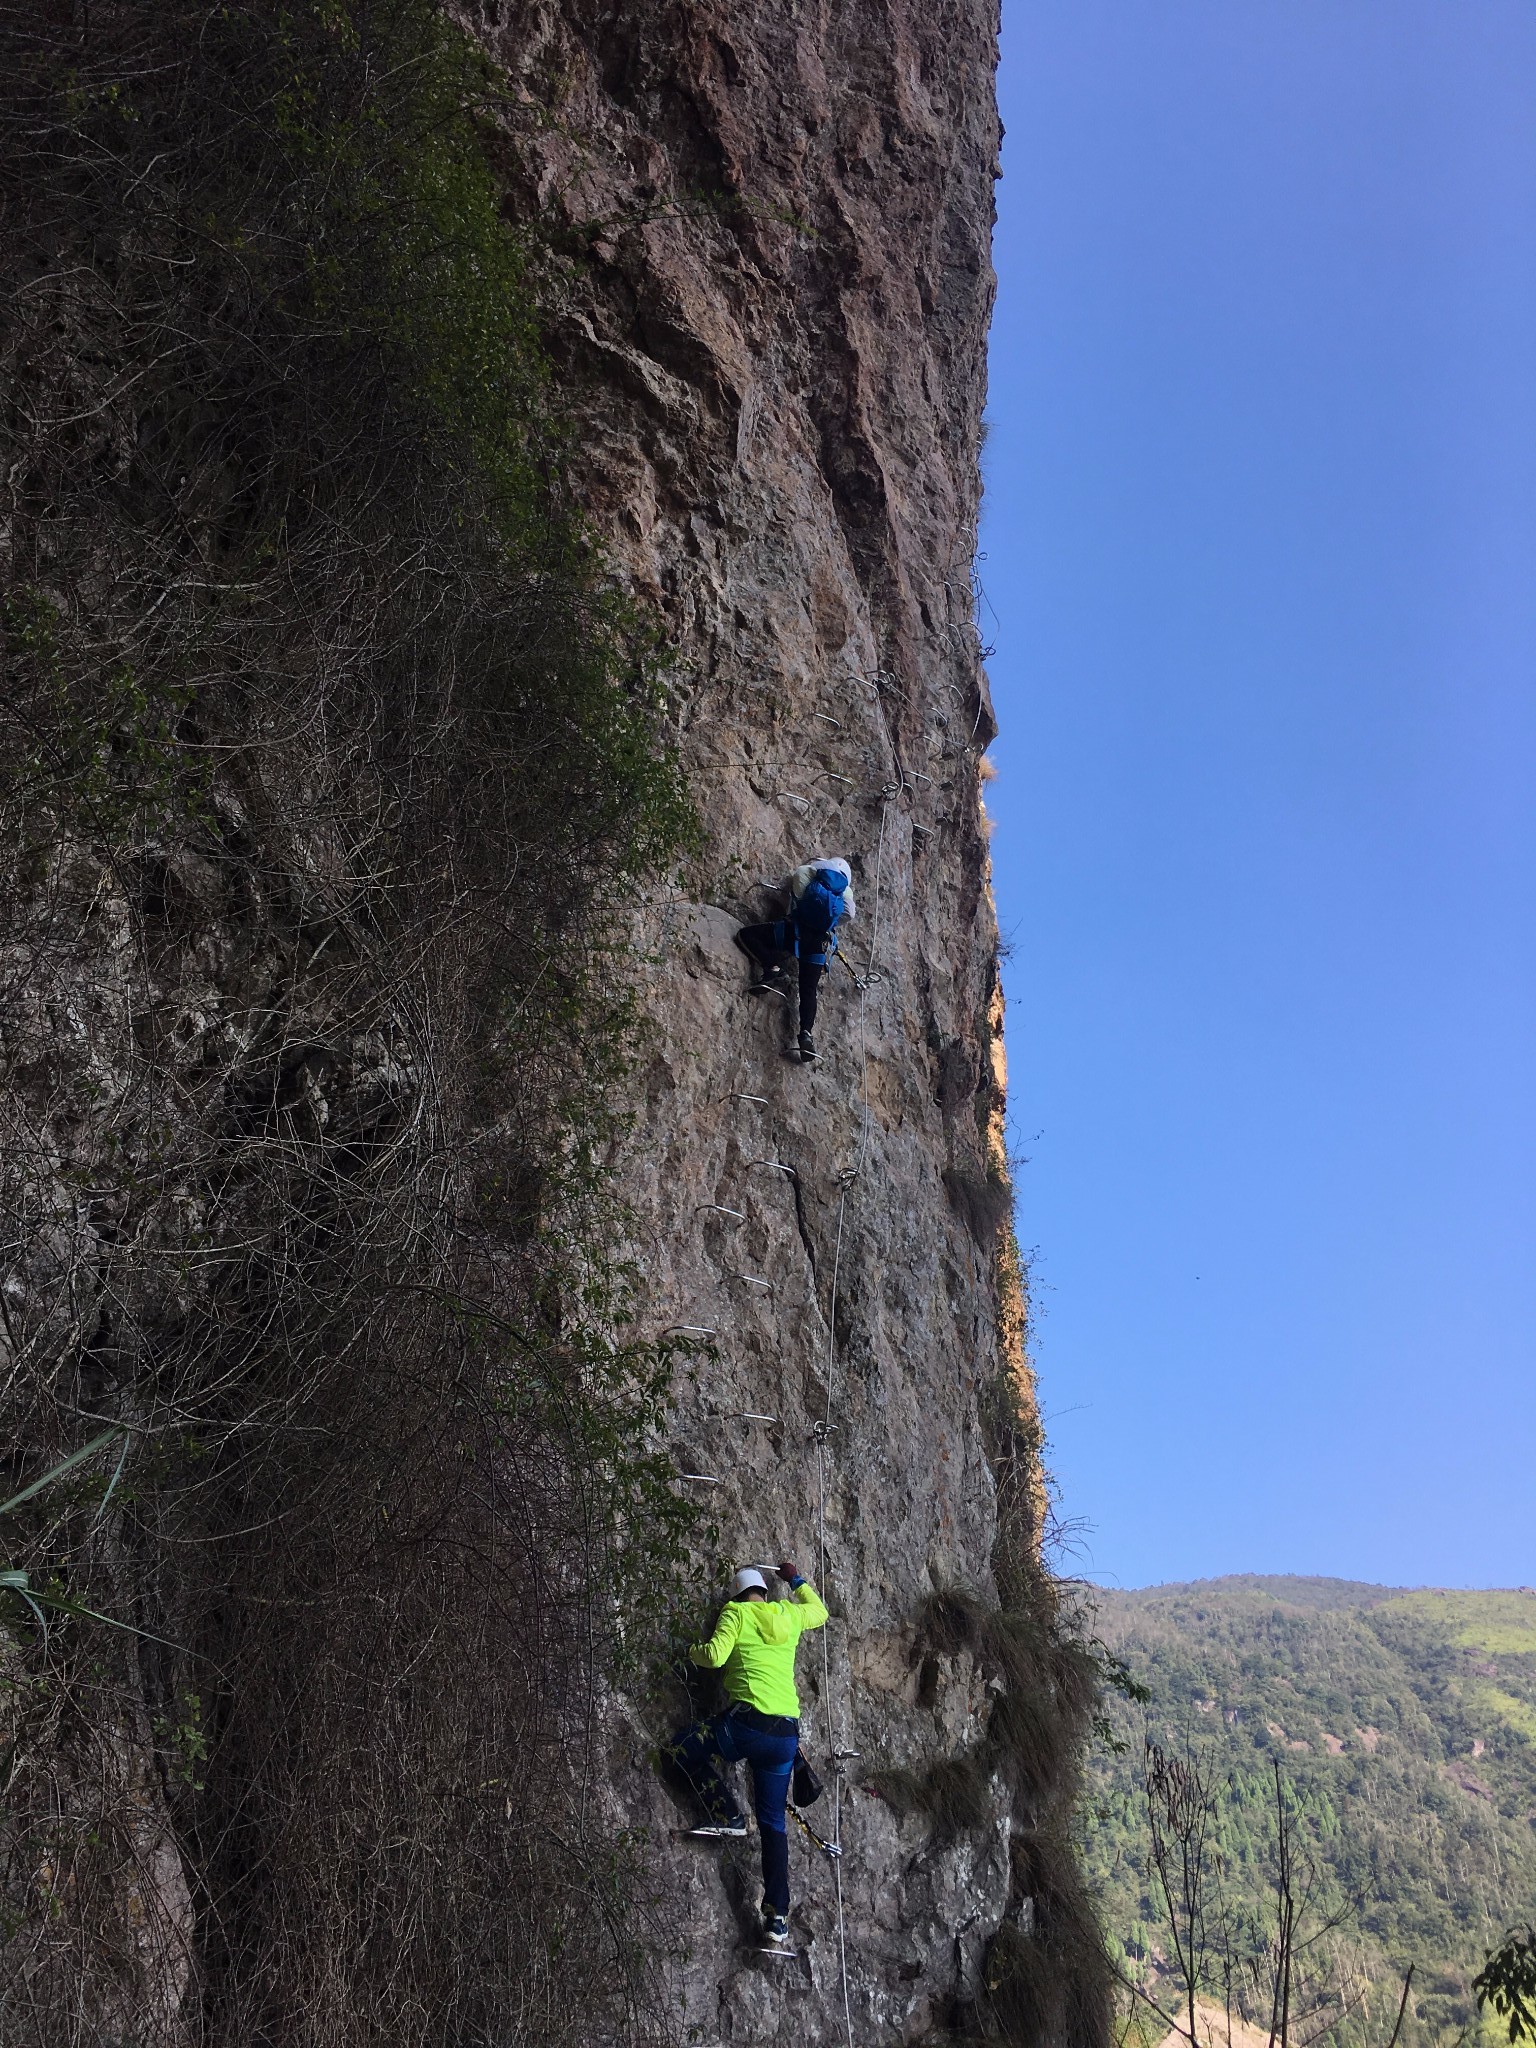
[731,1567,769,1597]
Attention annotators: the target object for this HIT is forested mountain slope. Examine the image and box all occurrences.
[1083,1578,1536,2048]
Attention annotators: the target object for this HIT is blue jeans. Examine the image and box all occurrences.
[669,1707,799,1912]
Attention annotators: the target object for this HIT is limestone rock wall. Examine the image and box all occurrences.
[470,3,1040,2039]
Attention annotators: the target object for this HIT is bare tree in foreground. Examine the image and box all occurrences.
[1120,1745,1414,2048]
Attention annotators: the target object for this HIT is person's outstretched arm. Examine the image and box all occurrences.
[778,1559,829,1630]
[689,1602,746,1668]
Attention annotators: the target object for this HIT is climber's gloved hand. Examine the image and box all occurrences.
[778,1559,802,1584]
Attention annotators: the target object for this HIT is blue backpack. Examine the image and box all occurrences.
[792,867,848,964]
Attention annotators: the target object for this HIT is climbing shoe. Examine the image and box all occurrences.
[797,1029,816,1062]
[684,1819,749,1840]
[763,1911,790,1945]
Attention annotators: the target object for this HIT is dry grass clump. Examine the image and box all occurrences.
[875,1232,1115,2048]
[866,1578,1112,2048]
[872,1751,997,1841]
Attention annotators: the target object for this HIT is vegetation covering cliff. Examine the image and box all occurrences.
[1,5,699,2040]
[1084,1578,1536,2048]
[1,4,1104,2045]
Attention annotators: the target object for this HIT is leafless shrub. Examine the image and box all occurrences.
[1121,1748,1411,2048]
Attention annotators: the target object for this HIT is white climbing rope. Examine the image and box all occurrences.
[807,753,899,2048]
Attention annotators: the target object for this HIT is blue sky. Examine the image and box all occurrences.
[981,0,1536,1590]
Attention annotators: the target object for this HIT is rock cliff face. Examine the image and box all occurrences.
[471,2,1052,2038]
[0,5,1098,2042]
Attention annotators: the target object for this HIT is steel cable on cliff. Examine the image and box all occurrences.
[681,674,908,2039]
[811,757,898,2048]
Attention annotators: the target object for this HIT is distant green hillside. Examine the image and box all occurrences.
[1082,1577,1536,2048]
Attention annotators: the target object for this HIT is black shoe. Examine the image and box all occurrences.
[763,1911,790,1944]
[797,1030,816,1062]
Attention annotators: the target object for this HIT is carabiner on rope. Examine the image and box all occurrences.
[791,1807,843,1861]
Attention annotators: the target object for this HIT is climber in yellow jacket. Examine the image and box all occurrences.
[668,1560,828,1945]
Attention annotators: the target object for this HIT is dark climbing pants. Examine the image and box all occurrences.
[669,1707,799,1912]
[736,921,824,1033]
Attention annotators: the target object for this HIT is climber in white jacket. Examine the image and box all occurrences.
[734,857,856,1063]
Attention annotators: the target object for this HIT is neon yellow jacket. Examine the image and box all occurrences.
[688,1581,829,1717]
